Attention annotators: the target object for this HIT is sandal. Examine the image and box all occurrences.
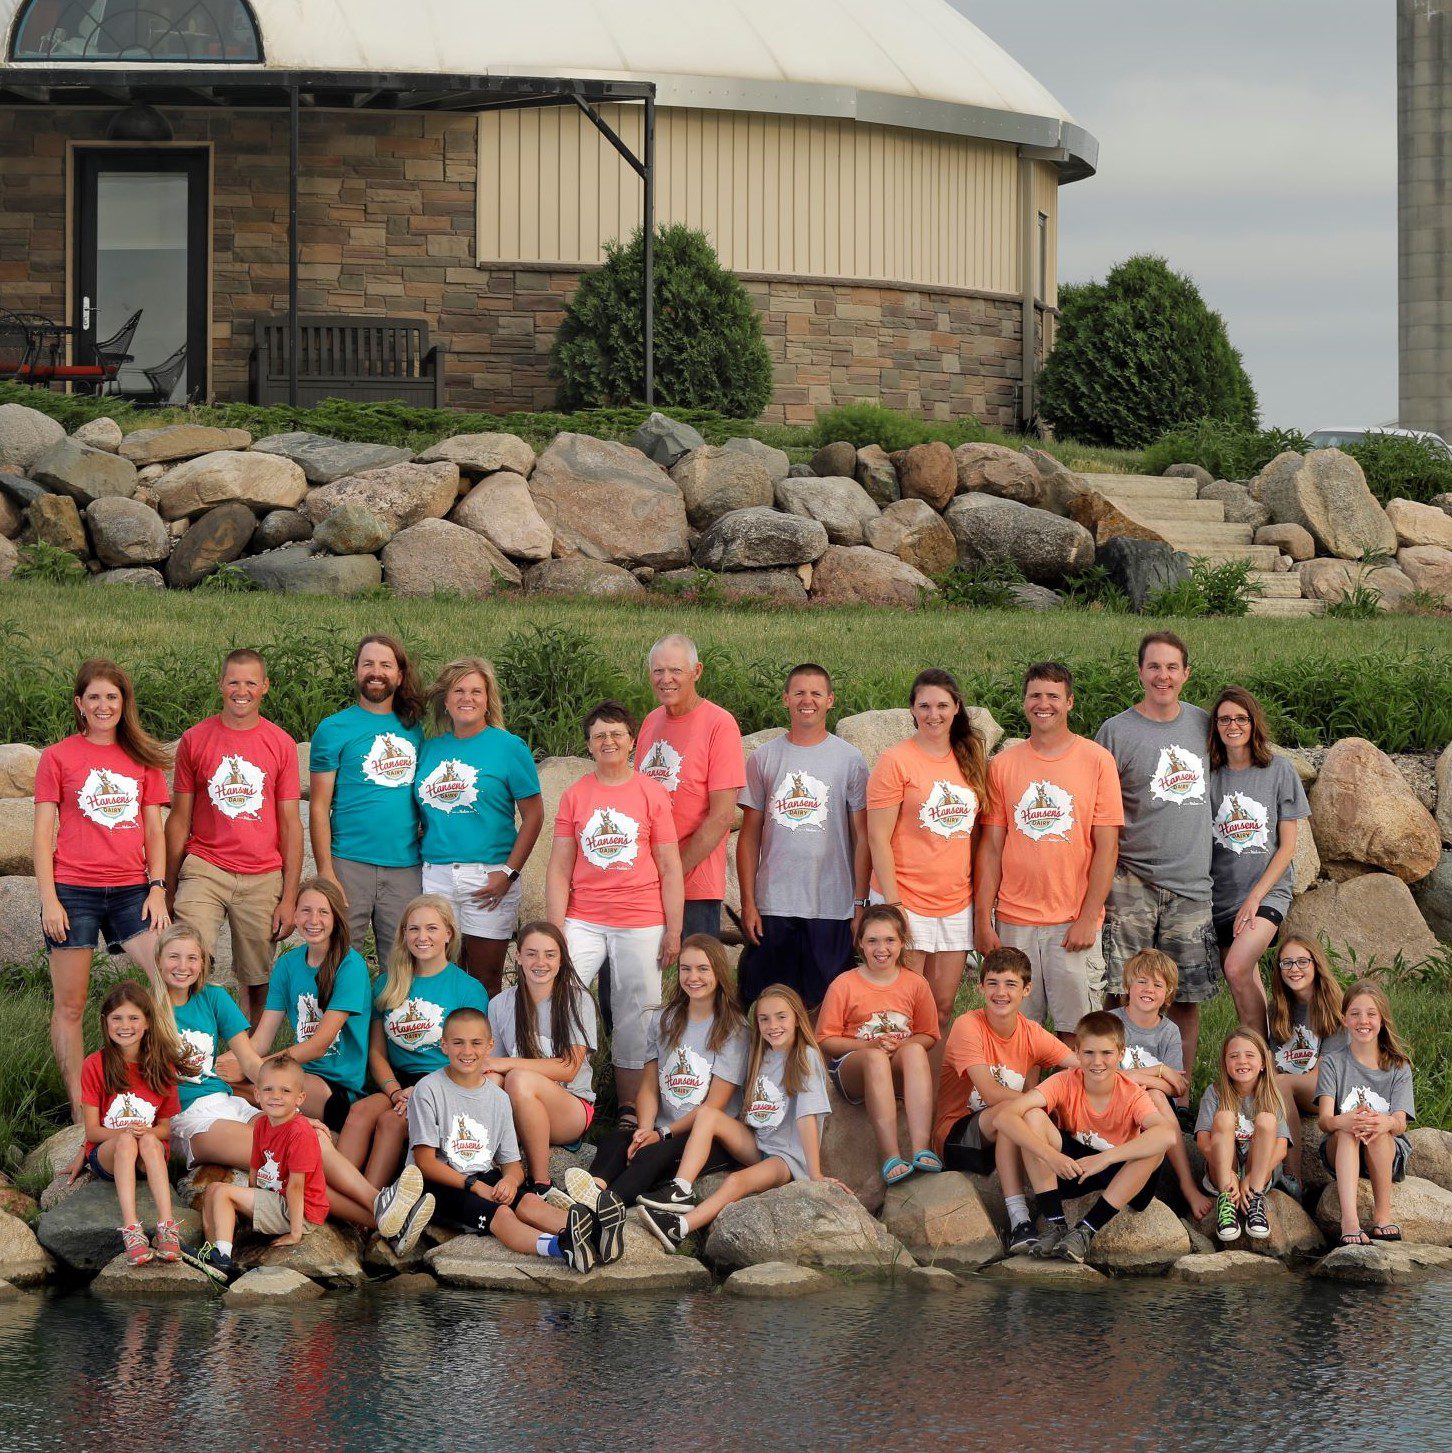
[910,1149,944,1174]
[881,1157,913,1186]
[1338,1230,1372,1247]
[1369,1223,1403,1242]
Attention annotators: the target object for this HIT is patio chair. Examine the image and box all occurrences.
[93,308,142,394]
[117,341,188,404]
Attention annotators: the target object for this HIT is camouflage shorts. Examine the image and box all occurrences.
[1102,868,1220,1003]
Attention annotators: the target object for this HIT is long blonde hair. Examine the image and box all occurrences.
[1268,936,1342,1048]
[427,656,506,734]
[741,984,821,1103]
[656,934,746,1057]
[376,894,461,1013]
[147,920,212,1038]
[1213,1028,1287,1124]
[1341,979,1412,1070]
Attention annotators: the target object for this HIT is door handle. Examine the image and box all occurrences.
[82,296,91,330]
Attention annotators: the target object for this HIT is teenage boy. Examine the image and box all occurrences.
[934,947,1076,1254]
[408,1007,618,1272]
[636,634,746,939]
[167,649,303,1023]
[737,663,869,1008]
[1095,631,1216,1090]
[976,662,1122,1041]
[310,634,425,961]
[994,1011,1175,1263]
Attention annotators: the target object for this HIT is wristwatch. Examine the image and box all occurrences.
[658,1125,671,1141]
[502,866,520,883]
[853,897,870,908]
[147,878,166,890]
[464,1173,481,1191]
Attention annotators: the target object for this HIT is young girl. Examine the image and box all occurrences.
[1267,935,1345,1193]
[486,921,598,1194]
[635,984,832,1249]
[1195,1028,1290,1244]
[1316,980,1415,1246]
[340,894,488,1186]
[80,981,184,1267]
[814,905,939,1184]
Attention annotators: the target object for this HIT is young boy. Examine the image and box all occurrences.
[1111,949,1213,1220]
[933,947,1076,1254]
[407,1007,625,1272]
[994,1011,1176,1263]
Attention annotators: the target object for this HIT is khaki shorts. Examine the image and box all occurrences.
[252,1187,323,1238]
[1103,868,1220,1003]
[332,857,422,963]
[997,920,1096,1033]
[174,856,283,988]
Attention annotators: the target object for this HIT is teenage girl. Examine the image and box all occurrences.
[1195,1028,1290,1244]
[815,905,940,1184]
[79,981,184,1267]
[486,921,598,1193]
[635,984,833,1249]
[339,894,488,1186]
[1317,980,1415,1247]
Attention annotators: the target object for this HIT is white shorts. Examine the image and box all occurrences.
[563,917,663,1070]
[171,1092,260,1167]
[422,861,523,940]
[902,904,974,955]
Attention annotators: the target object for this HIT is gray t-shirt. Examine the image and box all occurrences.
[1208,757,1310,920]
[1194,1082,1291,1147]
[1110,1006,1183,1072]
[407,1069,521,1174]
[644,1010,750,1129]
[488,984,598,1103]
[1270,999,1347,1077]
[742,1045,832,1181]
[1315,1046,1415,1153]
[1096,704,1213,900]
[741,734,868,919]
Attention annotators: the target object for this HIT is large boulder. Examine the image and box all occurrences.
[836,706,1002,767]
[524,557,647,599]
[303,460,459,535]
[1313,1241,1452,1285]
[85,496,169,567]
[235,543,382,596]
[1291,816,1322,894]
[0,491,19,539]
[18,1124,83,1184]
[0,744,40,797]
[1411,850,1452,940]
[252,431,412,484]
[1438,742,1452,846]
[670,447,774,527]
[381,518,521,597]
[703,1180,912,1273]
[450,472,553,561]
[723,1262,836,1298]
[1255,522,1316,560]
[118,424,251,466]
[895,442,957,511]
[952,441,1040,504]
[251,508,313,551]
[808,545,936,608]
[881,1172,1002,1271]
[0,534,15,580]
[529,433,690,568]
[1072,1195,1190,1275]
[864,498,957,577]
[1066,487,1169,546]
[1098,536,1192,610]
[809,440,857,478]
[628,413,705,470]
[226,1266,325,1302]
[1283,874,1439,967]
[0,470,47,510]
[722,434,791,484]
[417,431,535,478]
[659,567,809,605]
[943,493,1095,584]
[1314,1176,1452,1246]
[1172,1250,1291,1285]
[91,1253,215,1299]
[518,757,592,924]
[0,799,34,872]
[1195,1188,1324,1262]
[853,444,899,506]
[1309,738,1441,882]
[244,1221,366,1287]
[1387,496,1452,549]
[1408,1127,1452,1193]
[37,1181,201,1274]
[313,502,391,556]
[1021,448,1090,515]
[1255,449,1397,559]
[1200,479,1269,529]
[25,494,87,555]
[29,437,137,504]
[776,476,881,546]
[152,451,308,520]
[0,1210,54,1287]
[694,507,828,571]
[1397,545,1452,601]
[165,501,257,588]
[1299,558,1417,612]
[0,402,64,472]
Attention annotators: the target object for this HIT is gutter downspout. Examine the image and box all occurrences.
[1017,147,1035,432]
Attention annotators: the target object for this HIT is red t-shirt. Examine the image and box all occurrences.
[555,771,679,928]
[174,715,300,875]
[636,699,746,901]
[80,1051,180,1155]
[34,736,170,888]
[251,1112,330,1224]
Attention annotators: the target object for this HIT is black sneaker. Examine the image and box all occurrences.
[1244,1191,1271,1241]
[1215,1190,1242,1243]
[637,1181,694,1214]
[1007,1221,1040,1256]
[183,1240,238,1285]
[558,1202,599,1274]
[635,1203,685,1252]
[388,1193,435,1258]
[1174,1103,1196,1134]
[593,1188,627,1265]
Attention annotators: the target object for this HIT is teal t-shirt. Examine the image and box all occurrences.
[266,945,372,1092]
[415,728,541,866]
[372,963,490,1078]
[173,984,250,1111]
[310,704,424,869]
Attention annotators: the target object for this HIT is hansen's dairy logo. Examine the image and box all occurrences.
[639,738,683,792]
[1121,1045,1164,1072]
[257,1149,283,1192]
[769,771,830,831]
[178,1028,215,1084]
[362,733,417,789]
[78,766,141,829]
[104,1092,157,1132]
[1213,791,1269,854]
[745,1073,788,1130]
[207,754,266,820]
[1074,1128,1114,1152]
[1013,779,1075,842]
[969,1062,1024,1114]
[918,780,977,839]
[418,757,477,814]
[661,1044,711,1109]
[857,1010,911,1041]
[296,992,323,1044]
[1274,1024,1320,1076]
[579,807,641,870]
[445,1113,494,1172]
[1149,745,1206,805]
[1340,1084,1391,1116]
[385,996,445,1052]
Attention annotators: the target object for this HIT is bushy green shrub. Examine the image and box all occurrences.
[1039,255,1258,448]
[551,224,773,418]
[933,561,1025,610]
[1344,432,1452,506]
[1141,417,1310,482]
[1143,558,1259,619]
[811,402,986,453]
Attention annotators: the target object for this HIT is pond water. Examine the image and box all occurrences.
[0,1276,1448,1451]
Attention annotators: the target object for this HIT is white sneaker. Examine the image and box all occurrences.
[540,1185,575,1212]
[375,1163,423,1239]
[564,1166,602,1209]
[389,1193,435,1257]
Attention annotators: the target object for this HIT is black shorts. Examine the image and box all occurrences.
[1057,1131,1158,1211]
[431,1168,529,1233]
[738,916,855,1009]
[321,1082,361,1134]
[941,1112,992,1176]
[1213,904,1284,950]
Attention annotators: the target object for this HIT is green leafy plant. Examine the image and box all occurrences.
[1141,417,1310,482]
[933,560,1025,610]
[1059,565,1132,613]
[1344,432,1452,506]
[12,541,85,585]
[194,561,259,594]
[1324,584,1382,621]
[812,402,986,453]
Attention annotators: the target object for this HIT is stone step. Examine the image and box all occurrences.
[1158,523,1257,548]
[1077,473,1200,500]
[1247,570,1304,598]
[1110,498,1228,524]
[1190,545,1285,570]
[1246,596,1326,618]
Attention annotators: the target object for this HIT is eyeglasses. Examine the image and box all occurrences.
[1278,957,1313,970]
[1216,714,1251,727]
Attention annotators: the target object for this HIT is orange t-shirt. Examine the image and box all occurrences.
[983,737,1123,927]
[866,739,978,916]
[815,967,939,1047]
[1038,1068,1157,1149]
[933,1008,1072,1152]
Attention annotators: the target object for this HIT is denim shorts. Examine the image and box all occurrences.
[44,881,151,952]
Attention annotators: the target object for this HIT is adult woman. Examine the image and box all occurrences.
[34,659,171,1124]
[1207,686,1309,1029]
[547,700,684,1117]
[866,668,986,1030]
[415,657,543,996]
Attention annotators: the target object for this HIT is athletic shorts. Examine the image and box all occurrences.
[1103,868,1220,1003]
[1212,904,1284,950]
[942,1112,992,1176]
[430,1167,529,1233]
[1058,1132,1158,1211]
[321,1082,361,1135]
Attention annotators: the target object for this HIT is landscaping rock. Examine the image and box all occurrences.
[809,440,857,478]
[1396,545,1452,601]
[86,496,169,567]
[0,744,40,796]
[952,441,1040,505]
[235,543,382,596]
[450,472,553,560]
[517,756,592,923]
[524,557,647,599]
[1166,462,1215,488]
[776,476,881,546]
[0,490,21,540]
[1071,1196,1189,1275]
[1195,1189,1323,1262]
[314,502,391,556]
[1255,522,1316,560]
[694,508,828,571]
[174,1164,246,1211]
[118,425,251,466]
[723,1262,836,1298]
[0,799,34,873]
[983,1256,1107,1286]
[1098,536,1192,610]
[165,501,257,588]
[808,545,936,608]
[529,433,690,569]
[1284,873,1439,967]
[1407,1127,1452,1193]
[0,403,65,472]
[417,430,535,478]
[0,535,14,579]
[250,508,313,552]
[1200,479,1269,529]
[226,1266,325,1302]
[1066,486,1169,547]
[705,568,810,604]
[37,1183,201,1275]
[864,498,957,577]
[704,1181,912,1274]
[376,1271,438,1295]
[91,1253,215,1298]
[1309,738,1441,883]
[252,431,412,483]
[670,447,774,527]
[1008,583,1064,611]
[882,1172,1002,1271]
[0,470,47,510]
[26,494,87,554]
[1171,1250,1290,1284]
[878,441,950,513]
[1412,851,1452,940]
[0,1211,53,1287]
[1274,745,1319,787]
[0,1186,36,1220]
[836,706,1002,767]
[381,518,521,597]
[1255,449,1397,559]
[944,494,1095,584]
[722,435,791,483]
[1313,1241,1452,1284]
[304,460,459,536]
[30,438,138,505]
[901,1265,960,1293]
[629,413,705,470]
[853,444,899,506]
[1021,449,1090,515]
[1387,496,1452,549]
[244,1222,366,1286]
[153,451,307,520]
[1439,742,1452,846]
[1291,817,1322,895]
[19,1124,83,1183]
[1298,558,1417,612]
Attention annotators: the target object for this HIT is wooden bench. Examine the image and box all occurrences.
[249,314,446,407]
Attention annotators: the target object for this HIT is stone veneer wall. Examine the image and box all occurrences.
[0,106,1048,424]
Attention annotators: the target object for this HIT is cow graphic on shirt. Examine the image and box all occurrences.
[968,1062,1024,1114]
[858,1010,912,1041]
[1073,1128,1115,1152]
[1213,790,1270,854]
[745,1074,788,1130]
[178,1029,214,1084]
[257,1149,283,1192]
[362,733,417,788]
[385,996,445,1052]
[1121,1045,1164,1072]
[444,1113,494,1172]
[1013,779,1075,842]
[640,739,683,792]
[104,1092,158,1132]
[1274,1025,1320,1076]
[661,1045,711,1109]
[579,806,641,869]
[1149,744,1206,805]
[769,770,830,831]
[208,753,267,820]
[1341,1085,1392,1116]
[78,765,141,829]
[296,992,334,1062]
[918,780,977,839]
[418,757,478,813]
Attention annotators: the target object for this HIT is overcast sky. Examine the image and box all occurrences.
[962,2,1396,432]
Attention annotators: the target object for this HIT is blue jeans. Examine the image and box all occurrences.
[44,881,150,952]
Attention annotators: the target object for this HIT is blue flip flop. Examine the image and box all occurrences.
[911,1150,944,1174]
[882,1157,913,1186]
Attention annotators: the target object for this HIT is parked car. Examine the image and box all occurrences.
[1306,425,1452,459]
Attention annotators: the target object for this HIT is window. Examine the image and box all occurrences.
[10,0,263,62]
[1037,211,1049,302]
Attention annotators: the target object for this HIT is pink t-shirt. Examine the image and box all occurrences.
[555,771,679,928]
[34,736,170,887]
[174,715,300,876]
[636,699,745,901]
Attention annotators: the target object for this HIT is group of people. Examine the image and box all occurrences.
[35,627,1416,1278]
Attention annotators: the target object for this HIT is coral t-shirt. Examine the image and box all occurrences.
[34,736,169,887]
[933,1009,1072,1153]
[636,699,746,901]
[815,968,939,1046]
[174,715,300,875]
[555,771,679,928]
[80,1051,180,1156]
[1038,1068,1157,1151]
[252,1112,330,1224]
[867,739,978,916]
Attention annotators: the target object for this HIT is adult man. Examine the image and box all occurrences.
[636,634,745,940]
[166,649,303,1022]
[976,662,1122,1043]
[1095,631,1216,1093]
[310,634,425,962]
[737,663,869,1008]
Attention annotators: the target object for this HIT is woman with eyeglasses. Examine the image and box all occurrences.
[1205,687,1310,1029]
